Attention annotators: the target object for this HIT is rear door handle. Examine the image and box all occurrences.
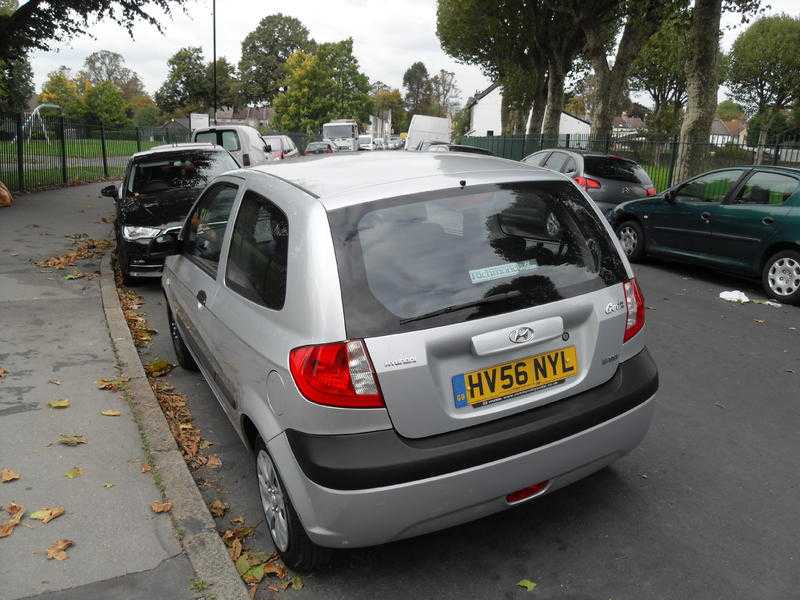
[196,290,207,307]
[762,216,775,225]
[700,212,711,223]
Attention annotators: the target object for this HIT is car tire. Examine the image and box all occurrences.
[616,220,645,262]
[762,250,800,305]
[254,439,330,572]
[167,308,198,371]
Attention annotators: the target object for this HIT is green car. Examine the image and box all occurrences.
[609,166,800,304]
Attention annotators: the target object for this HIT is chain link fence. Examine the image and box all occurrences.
[460,133,800,191]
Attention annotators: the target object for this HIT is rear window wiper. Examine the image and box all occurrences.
[399,290,523,325]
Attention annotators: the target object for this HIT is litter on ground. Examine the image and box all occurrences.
[719,291,781,307]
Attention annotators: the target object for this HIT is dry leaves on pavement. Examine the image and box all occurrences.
[0,502,24,538]
[48,378,61,385]
[141,463,152,473]
[30,506,65,524]
[64,467,83,479]
[47,399,70,409]
[96,376,129,391]
[47,539,74,560]
[144,358,174,378]
[1,468,20,483]
[150,500,173,513]
[100,409,121,417]
[35,238,112,270]
[118,289,158,346]
[209,499,228,518]
[0,367,7,380]
[58,434,87,446]
[206,454,222,469]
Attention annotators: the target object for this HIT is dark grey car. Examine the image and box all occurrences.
[523,149,656,214]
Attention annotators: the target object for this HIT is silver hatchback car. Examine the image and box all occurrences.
[161,152,658,570]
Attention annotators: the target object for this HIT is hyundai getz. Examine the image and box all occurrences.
[161,152,658,570]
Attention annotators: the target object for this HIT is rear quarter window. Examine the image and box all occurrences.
[584,156,652,185]
[329,181,627,338]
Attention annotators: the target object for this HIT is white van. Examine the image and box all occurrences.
[193,125,270,167]
[405,115,451,152]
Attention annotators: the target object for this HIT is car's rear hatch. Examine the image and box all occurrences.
[328,180,632,439]
[583,155,655,201]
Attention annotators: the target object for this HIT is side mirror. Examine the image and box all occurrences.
[101,185,118,199]
[664,189,676,203]
[153,230,182,255]
[264,144,272,153]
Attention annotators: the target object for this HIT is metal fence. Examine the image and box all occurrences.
[0,112,192,192]
[460,133,800,191]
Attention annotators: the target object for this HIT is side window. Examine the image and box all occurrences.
[523,152,548,166]
[195,131,216,145]
[544,152,567,171]
[561,157,577,174]
[677,170,743,203]
[225,191,289,310]
[184,183,239,275]
[284,136,295,152]
[220,130,241,152]
[735,172,799,205]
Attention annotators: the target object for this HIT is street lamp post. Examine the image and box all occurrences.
[212,0,217,125]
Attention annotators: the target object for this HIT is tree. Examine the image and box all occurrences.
[402,62,432,115]
[372,88,407,132]
[272,39,371,133]
[78,50,144,100]
[206,57,240,109]
[0,0,33,113]
[726,14,800,146]
[716,99,746,121]
[130,94,160,126]
[0,0,189,61]
[429,69,461,116]
[155,47,209,115]
[239,14,313,105]
[39,67,86,119]
[84,80,128,125]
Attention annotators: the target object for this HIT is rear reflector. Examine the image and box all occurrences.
[573,175,601,190]
[623,278,645,342]
[645,187,657,196]
[289,340,384,408]
[506,480,550,504]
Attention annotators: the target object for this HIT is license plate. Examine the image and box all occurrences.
[451,346,579,409]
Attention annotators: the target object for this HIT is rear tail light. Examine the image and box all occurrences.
[574,175,601,191]
[622,278,645,342]
[279,151,285,160]
[289,341,384,408]
[506,480,550,504]
[645,187,657,196]
[325,146,332,153]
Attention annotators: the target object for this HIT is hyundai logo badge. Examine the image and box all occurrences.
[508,326,534,344]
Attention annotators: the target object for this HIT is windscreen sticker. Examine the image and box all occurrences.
[468,259,539,284]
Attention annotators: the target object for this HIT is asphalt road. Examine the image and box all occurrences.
[130,257,800,600]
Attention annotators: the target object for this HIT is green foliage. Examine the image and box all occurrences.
[0,0,189,61]
[746,109,800,145]
[78,50,144,101]
[716,100,746,121]
[155,47,209,115]
[451,107,470,140]
[0,53,33,113]
[726,14,800,114]
[372,88,407,133]
[272,39,371,134]
[84,80,129,126]
[39,67,86,119]
[402,62,432,115]
[206,57,240,110]
[239,13,313,105]
[713,142,751,162]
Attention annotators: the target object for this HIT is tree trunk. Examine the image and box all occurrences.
[527,73,548,135]
[542,62,565,142]
[500,92,513,135]
[674,0,722,183]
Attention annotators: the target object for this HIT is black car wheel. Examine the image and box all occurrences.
[616,220,645,261]
[167,307,198,371]
[762,250,800,305]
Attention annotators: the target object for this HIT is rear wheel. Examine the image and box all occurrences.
[616,220,645,261]
[255,440,330,572]
[167,308,198,371]
[762,250,800,305]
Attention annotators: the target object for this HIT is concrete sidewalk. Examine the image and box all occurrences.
[0,184,195,599]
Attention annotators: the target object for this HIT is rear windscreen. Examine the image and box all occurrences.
[584,156,652,185]
[328,181,627,338]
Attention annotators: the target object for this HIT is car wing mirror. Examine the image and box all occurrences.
[664,189,676,203]
[264,144,272,153]
[101,185,118,199]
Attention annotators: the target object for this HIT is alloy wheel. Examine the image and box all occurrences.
[767,257,800,296]
[618,226,638,256]
[257,449,289,552]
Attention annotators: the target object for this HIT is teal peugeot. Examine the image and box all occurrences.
[609,166,800,304]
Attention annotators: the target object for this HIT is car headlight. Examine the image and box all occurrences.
[122,225,161,241]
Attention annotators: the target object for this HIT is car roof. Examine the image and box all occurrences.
[245,151,558,209]
[132,142,224,159]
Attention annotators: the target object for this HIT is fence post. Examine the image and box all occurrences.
[521,134,527,158]
[135,127,141,152]
[772,140,780,166]
[667,134,679,188]
[99,121,109,177]
[604,136,610,154]
[564,133,571,149]
[60,116,67,184]
[15,113,24,192]
[539,134,544,151]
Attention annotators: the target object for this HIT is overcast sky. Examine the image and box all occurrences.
[27,0,800,107]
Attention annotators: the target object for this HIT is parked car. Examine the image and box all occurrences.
[160,152,657,570]
[609,165,800,304]
[523,150,656,214]
[358,134,373,150]
[101,143,238,284]
[428,142,495,156]
[193,125,270,167]
[304,141,336,155]
[261,134,300,160]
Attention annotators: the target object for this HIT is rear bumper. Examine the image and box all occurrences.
[270,349,658,548]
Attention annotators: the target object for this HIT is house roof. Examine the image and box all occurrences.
[562,111,591,125]
[710,117,734,136]
[464,82,501,110]
[724,118,746,135]
[613,115,644,130]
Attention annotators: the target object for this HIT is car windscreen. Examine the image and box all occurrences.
[306,142,326,150]
[262,136,283,151]
[583,156,653,185]
[129,151,238,194]
[323,125,355,138]
[328,181,627,338]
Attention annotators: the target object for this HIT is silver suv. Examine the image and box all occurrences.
[161,152,658,570]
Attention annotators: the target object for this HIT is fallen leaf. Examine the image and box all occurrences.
[199,439,213,449]
[144,358,174,378]
[64,272,85,281]
[0,503,24,538]
[517,579,537,592]
[103,481,114,489]
[30,506,65,524]
[0,367,7,379]
[64,467,83,479]
[209,499,228,518]
[47,399,70,409]
[206,454,222,468]
[151,500,173,513]
[141,463,152,473]
[228,537,243,561]
[96,376,129,391]
[289,575,303,591]
[48,379,61,385]
[58,434,86,446]
[231,516,245,526]
[754,319,766,325]
[1,468,20,483]
[100,409,121,417]
[47,539,74,560]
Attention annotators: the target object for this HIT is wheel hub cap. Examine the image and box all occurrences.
[257,450,289,552]
[619,227,638,256]
[768,257,800,296]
